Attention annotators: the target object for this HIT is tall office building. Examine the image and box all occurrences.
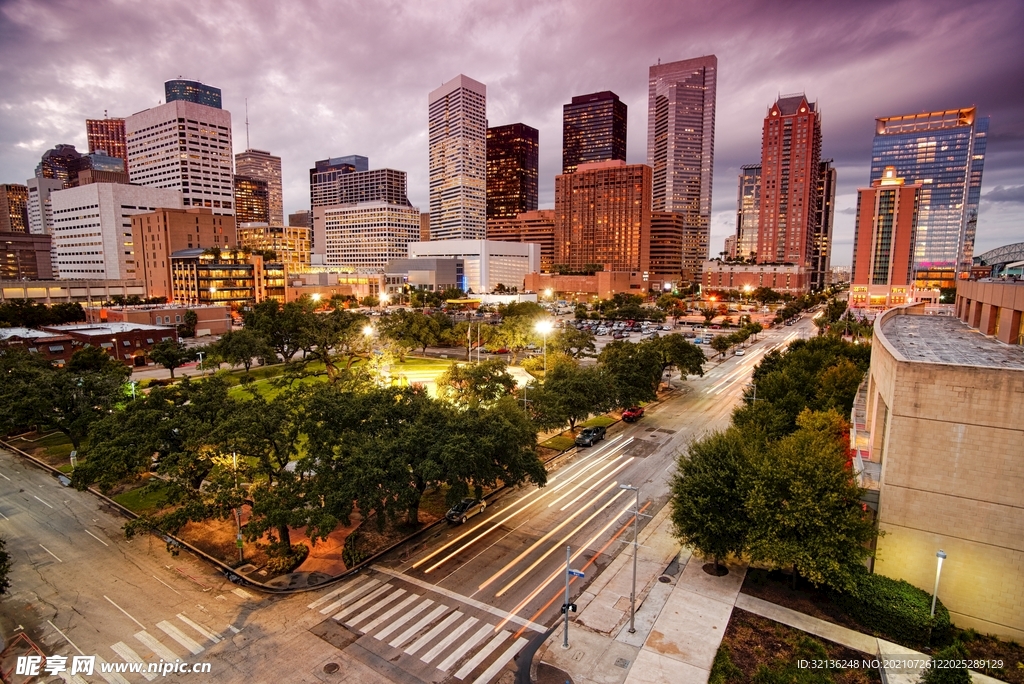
[870,107,988,288]
[86,117,127,166]
[850,167,921,309]
[234,175,270,224]
[165,79,222,109]
[813,159,837,289]
[26,177,65,236]
[486,123,539,219]
[757,94,822,271]
[289,210,311,228]
[562,91,627,175]
[35,144,88,188]
[735,164,761,261]
[235,149,283,225]
[647,56,717,249]
[554,160,651,273]
[428,75,487,240]
[126,99,234,217]
[132,207,234,300]
[1,184,29,233]
[236,223,310,274]
[315,202,420,272]
[487,209,555,272]
[310,163,410,208]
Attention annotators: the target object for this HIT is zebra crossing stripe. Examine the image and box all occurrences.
[469,637,528,684]
[110,641,157,681]
[437,623,492,672]
[346,588,406,628]
[307,577,365,609]
[333,584,392,622]
[94,656,131,684]
[157,620,204,655]
[453,630,510,680]
[375,599,433,640]
[176,613,221,643]
[134,630,179,663]
[420,616,479,664]
[405,610,463,656]
[389,604,448,649]
[319,578,381,614]
[360,593,419,633]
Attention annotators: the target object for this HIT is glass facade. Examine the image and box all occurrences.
[870,107,988,287]
[429,75,487,241]
[486,123,539,220]
[233,175,270,224]
[562,91,627,175]
[86,118,127,165]
[164,79,222,109]
[735,164,761,260]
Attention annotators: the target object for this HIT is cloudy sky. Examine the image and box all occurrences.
[2,0,1022,266]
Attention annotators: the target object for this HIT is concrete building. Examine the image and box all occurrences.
[0,327,77,366]
[50,183,182,280]
[26,177,64,236]
[86,117,127,166]
[554,160,652,274]
[85,303,231,337]
[955,278,1024,345]
[164,79,222,109]
[813,159,837,290]
[383,257,465,297]
[1,184,29,233]
[735,164,761,261]
[486,209,555,273]
[313,202,420,272]
[486,123,539,220]
[648,212,684,289]
[858,303,1024,640]
[235,149,283,225]
[562,91,627,175]
[236,223,310,274]
[1,232,53,280]
[420,212,431,242]
[131,207,234,302]
[126,99,233,216]
[429,75,487,240]
[407,239,539,294]
[702,260,809,295]
[310,165,411,209]
[850,167,921,310]
[233,175,270,224]
[171,249,285,308]
[286,271,382,303]
[524,271,649,300]
[42,322,177,368]
[0,278,146,305]
[723,235,737,260]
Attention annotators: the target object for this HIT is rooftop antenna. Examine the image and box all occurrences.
[103,109,108,119]
[657,58,661,65]
[245,97,250,150]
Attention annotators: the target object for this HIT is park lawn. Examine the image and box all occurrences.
[113,479,171,515]
[580,415,616,428]
[8,430,76,467]
[540,435,576,451]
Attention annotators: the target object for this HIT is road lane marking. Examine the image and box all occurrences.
[157,620,204,655]
[110,642,157,681]
[134,630,179,662]
[151,574,181,595]
[546,451,632,508]
[47,619,84,653]
[557,457,634,511]
[389,604,448,649]
[34,495,53,508]
[360,593,419,633]
[39,544,63,562]
[85,529,109,546]
[231,587,254,600]
[0,470,10,480]
[453,631,510,680]
[437,623,492,671]
[374,598,433,640]
[421,615,479,664]
[307,578,363,609]
[319,577,380,614]
[104,595,146,629]
[346,588,406,627]
[469,637,528,684]
[332,584,392,621]
[0,511,8,520]
[405,610,463,655]
[176,613,220,643]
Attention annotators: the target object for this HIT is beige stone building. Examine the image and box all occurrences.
[858,303,1024,640]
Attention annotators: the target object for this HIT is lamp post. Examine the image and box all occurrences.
[379,291,389,312]
[196,350,205,375]
[931,549,947,617]
[535,319,553,376]
[233,451,243,563]
[619,483,640,634]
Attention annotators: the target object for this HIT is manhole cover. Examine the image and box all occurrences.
[614,658,631,669]
[323,663,340,674]
[658,575,672,583]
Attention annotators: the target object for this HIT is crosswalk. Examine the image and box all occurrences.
[307,574,529,684]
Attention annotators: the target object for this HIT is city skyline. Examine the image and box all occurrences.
[0,0,1022,267]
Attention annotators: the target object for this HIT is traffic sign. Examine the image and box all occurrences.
[568,569,584,578]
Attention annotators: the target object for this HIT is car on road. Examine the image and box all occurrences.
[575,425,607,447]
[735,349,745,356]
[621,406,644,422]
[445,497,486,524]
[491,348,510,354]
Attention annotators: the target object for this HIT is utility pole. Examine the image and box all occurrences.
[620,484,640,633]
[562,545,571,649]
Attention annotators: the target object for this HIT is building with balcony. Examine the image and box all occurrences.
[170,249,285,308]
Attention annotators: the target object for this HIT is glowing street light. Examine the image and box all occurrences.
[362,324,375,337]
[544,288,553,300]
[535,319,554,376]
[931,549,947,617]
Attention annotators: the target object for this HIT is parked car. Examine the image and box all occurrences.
[735,349,745,356]
[621,406,645,422]
[575,426,607,447]
[445,498,486,524]
[491,348,510,354]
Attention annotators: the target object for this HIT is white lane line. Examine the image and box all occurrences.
[361,593,419,633]
[405,610,463,656]
[421,616,479,664]
[437,623,492,671]
[558,457,634,511]
[85,529,109,546]
[39,544,63,562]
[151,574,181,595]
[104,595,146,630]
[47,619,84,654]
[469,637,528,684]
[0,510,8,520]
[110,642,157,681]
[177,613,221,643]
[453,630,510,680]
[33,495,53,508]
[94,656,131,684]
[307,576,366,609]
[227,625,240,634]
[374,598,433,640]
[134,630,179,663]
[546,451,631,508]
[231,587,254,600]
[319,578,380,615]
[388,604,448,649]
[157,620,204,655]
[346,588,406,628]
[0,470,10,480]
[332,584,392,621]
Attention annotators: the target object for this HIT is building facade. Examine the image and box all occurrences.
[235,149,284,225]
[313,202,420,272]
[871,107,988,288]
[233,175,270,224]
[429,75,487,240]
[132,207,234,301]
[0,278,146,305]
[36,144,88,188]
[171,249,285,307]
[735,165,761,261]
[850,167,921,310]
[126,99,234,216]
[164,79,222,108]
[50,184,182,280]
[289,210,312,228]
[648,211,684,289]
[1,184,29,233]
[310,165,411,208]
[486,209,555,273]
[562,91,627,175]
[86,303,232,337]
[1,231,52,280]
[554,160,652,274]
[486,123,539,220]
[236,223,311,274]
[702,261,809,295]
[383,258,465,297]
[813,159,837,290]
[86,117,127,166]
[955,279,1024,345]
[407,239,539,294]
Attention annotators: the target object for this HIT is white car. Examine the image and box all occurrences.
[735,349,745,356]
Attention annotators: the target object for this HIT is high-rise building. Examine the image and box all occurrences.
[235,149,283,225]
[236,223,310,274]
[165,79,222,109]
[132,207,234,301]
[289,210,312,228]
[486,123,539,219]
[487,209,556,273]
[649,212,685,287]
[1,184,29,233]
[126,99,234,216]
[313,202,420,272]
[26,177,64,236]
[813,159,837,290]
[870,107,988,288]
[420,212,431,242]
[86,117,127,166]
[429,74,487,241]
[757,94,822,272]
[233,175,270,224]
[850,166,921,310]
[647,56,717,261]
[562,91,627,175]
[735,164,761,261]
[724,235,737,260]
[0,231,52,280]
[35,144,88,188]
[75,151,129,186]
[554,160,651,274]
[310,165,411,208]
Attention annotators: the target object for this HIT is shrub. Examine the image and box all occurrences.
[264,543,308,575]
[921,641,971,684]
[831,568,950,647]
[342,531,368,568]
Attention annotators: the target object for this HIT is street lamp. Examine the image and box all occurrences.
[535,319,553,376]
[379,291,390,312]
[619,483,640,634]
[362,324,374,337]
[544,288,553,301]
[931,549,947,617]
[196,350,205,375]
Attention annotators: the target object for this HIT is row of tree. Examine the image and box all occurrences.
[0,300,85,328]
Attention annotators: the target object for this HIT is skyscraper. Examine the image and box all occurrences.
[813,159,837,289]
[26,177,64,236]
[234,175,270,224]
[735,164,761,261]
[486,123,539,219]
[0,184,29,233]
[870,107,988,288]
[310,163,410,208]
[35,144,87,188]
[562,91,627,175]
[647,56,717,245]
[165,79,222,109]
[487,209,555,272]
[235,149,284,225]
[429,74,487,241]
[126,99,234,216]
[86,117,127,166]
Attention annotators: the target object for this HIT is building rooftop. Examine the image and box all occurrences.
[0,327,69,341]
[880,314,1024,370]
[43,322,175,335]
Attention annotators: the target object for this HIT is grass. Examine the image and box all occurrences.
[540,435,576,451]
[580,415,616,428]
[113,480,171,515]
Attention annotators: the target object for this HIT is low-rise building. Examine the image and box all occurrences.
[0,278,146,305]
[286,271,382,303]
[170,249,285,308]
[407,239,539,294]
[524,271,649,301]
[236,223,310,273]
[0,327,76,366]
[701,260,809,295]
[85,304,231,337]
[383,258,465,298]
[32,322,176,368]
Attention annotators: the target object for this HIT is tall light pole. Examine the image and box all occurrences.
[535,319,553,376]
[619,483,640,633]
[233,452,243,563]
[931,549,947,617]
[196,350,205,376]
[379,291,389,312]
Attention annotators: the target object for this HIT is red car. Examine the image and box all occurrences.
[622,406,645,422]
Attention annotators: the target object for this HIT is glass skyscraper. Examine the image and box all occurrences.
[486,123,539,220]
[562,91,627,175]
[165,79,222,109]
[870,107,988,288]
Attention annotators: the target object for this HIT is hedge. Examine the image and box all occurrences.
[830,568,951,647]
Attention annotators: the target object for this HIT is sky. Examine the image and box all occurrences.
[1,0,1022,267]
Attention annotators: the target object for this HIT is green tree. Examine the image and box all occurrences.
[360,295,380,308]
[243,298,313,362]
[651,334,706,377]
[656,294,682,312]
[379,309,442,355]
[530,361,612,432]
[598,340,663,408]
[710,335,731,357]
[436,359,517,408]
[700,307,717,324]
[211,328,275,373]
[494,311,543,364]
[177,309,199,338]
[451,320,497,360]
[751,287,782,305]
[549,326,596,358]
[297,308,373,382]
[149,339,195,378]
